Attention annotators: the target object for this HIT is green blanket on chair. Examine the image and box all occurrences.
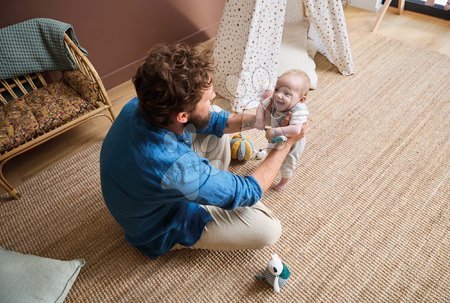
[0,18,87,80]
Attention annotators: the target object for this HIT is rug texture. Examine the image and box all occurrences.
[1,31,449,302]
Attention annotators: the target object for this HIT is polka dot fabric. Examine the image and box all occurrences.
[213,0,288,113]
[213,0,354,112]
[304,0,354,75]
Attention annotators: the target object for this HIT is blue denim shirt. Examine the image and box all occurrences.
[100,97,262,258]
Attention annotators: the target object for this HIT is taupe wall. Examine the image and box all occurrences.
[0,0,226,89]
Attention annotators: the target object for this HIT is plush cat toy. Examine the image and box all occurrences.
[256,254,291,293]
[264,126,287,144]
[255,149,267,160]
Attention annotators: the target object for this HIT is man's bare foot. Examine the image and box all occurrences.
[271,177,290,191]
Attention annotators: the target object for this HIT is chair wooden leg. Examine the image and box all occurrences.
[107,107,116,122]
[372,0,393,32]
[0,178,20,199]
[0,162,20,200]
[398,0,405,14]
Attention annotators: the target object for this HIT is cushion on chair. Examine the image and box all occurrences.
[0,110,14,151]
[44,82,94,123]
[0,99,40,153]
[62,70,100,105]
[0,247,84,303]
[0,80,96,155]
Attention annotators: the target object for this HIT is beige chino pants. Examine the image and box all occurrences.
[172,118,281,251]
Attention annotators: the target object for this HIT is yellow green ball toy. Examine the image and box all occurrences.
[230,133,254,161]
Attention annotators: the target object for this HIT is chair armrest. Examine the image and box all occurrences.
[62,70,100,105]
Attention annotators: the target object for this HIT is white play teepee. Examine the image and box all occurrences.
[212,0,354,113]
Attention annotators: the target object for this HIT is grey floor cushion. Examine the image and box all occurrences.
[0,247,84,303]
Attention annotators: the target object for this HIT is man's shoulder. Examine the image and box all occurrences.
[111,97,140,127]
[123,96,139,110]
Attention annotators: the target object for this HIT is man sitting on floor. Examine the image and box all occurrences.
[99,43,308,258]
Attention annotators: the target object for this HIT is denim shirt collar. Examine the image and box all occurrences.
[144,120,193,146]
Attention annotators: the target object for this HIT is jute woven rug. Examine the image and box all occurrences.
[1,31,449,302]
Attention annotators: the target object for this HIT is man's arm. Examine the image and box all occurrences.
[224,113,256,134]
[252,121,309,192]
[223,97,276,134]
[223,104,292,134]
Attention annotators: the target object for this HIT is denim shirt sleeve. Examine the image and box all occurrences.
[197,109,230,137]
[160,151,262,210]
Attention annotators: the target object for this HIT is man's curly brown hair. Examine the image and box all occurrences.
[133,43,214,127]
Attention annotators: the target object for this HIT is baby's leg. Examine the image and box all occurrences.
[271,177,290,192]
[264,143,289,191]
[274,138,306,191]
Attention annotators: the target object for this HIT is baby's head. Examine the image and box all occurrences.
[273,69,310,111]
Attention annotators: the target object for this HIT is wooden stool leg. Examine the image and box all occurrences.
[372,0,393,32]
[398,0,406,14]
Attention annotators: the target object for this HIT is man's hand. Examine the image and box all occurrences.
[280,112,292,127]
[252,118,311,192]
[286,118,310,145]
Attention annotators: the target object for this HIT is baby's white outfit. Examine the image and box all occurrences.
[262,97,308,178]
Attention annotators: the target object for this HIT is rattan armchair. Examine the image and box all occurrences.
[0,34,116,199]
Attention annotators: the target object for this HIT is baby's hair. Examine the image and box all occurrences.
[281,69,310,96]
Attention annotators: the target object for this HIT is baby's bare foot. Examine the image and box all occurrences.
[271,178,289,192]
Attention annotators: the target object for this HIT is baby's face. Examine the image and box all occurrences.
[273,75,304,112]
[272,86,298,112]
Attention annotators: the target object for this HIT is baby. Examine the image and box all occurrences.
[255,69,310,191]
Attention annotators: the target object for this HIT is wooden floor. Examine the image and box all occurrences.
[1,6,449,196]
[346,6,450,55]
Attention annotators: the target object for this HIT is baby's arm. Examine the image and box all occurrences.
[267,124,303,140]
[255,103,266,130]
[267,108,308,141]
[256,96,274,130]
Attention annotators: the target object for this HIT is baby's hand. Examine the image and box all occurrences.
[264,127,287,143]
[261,89,273,100]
